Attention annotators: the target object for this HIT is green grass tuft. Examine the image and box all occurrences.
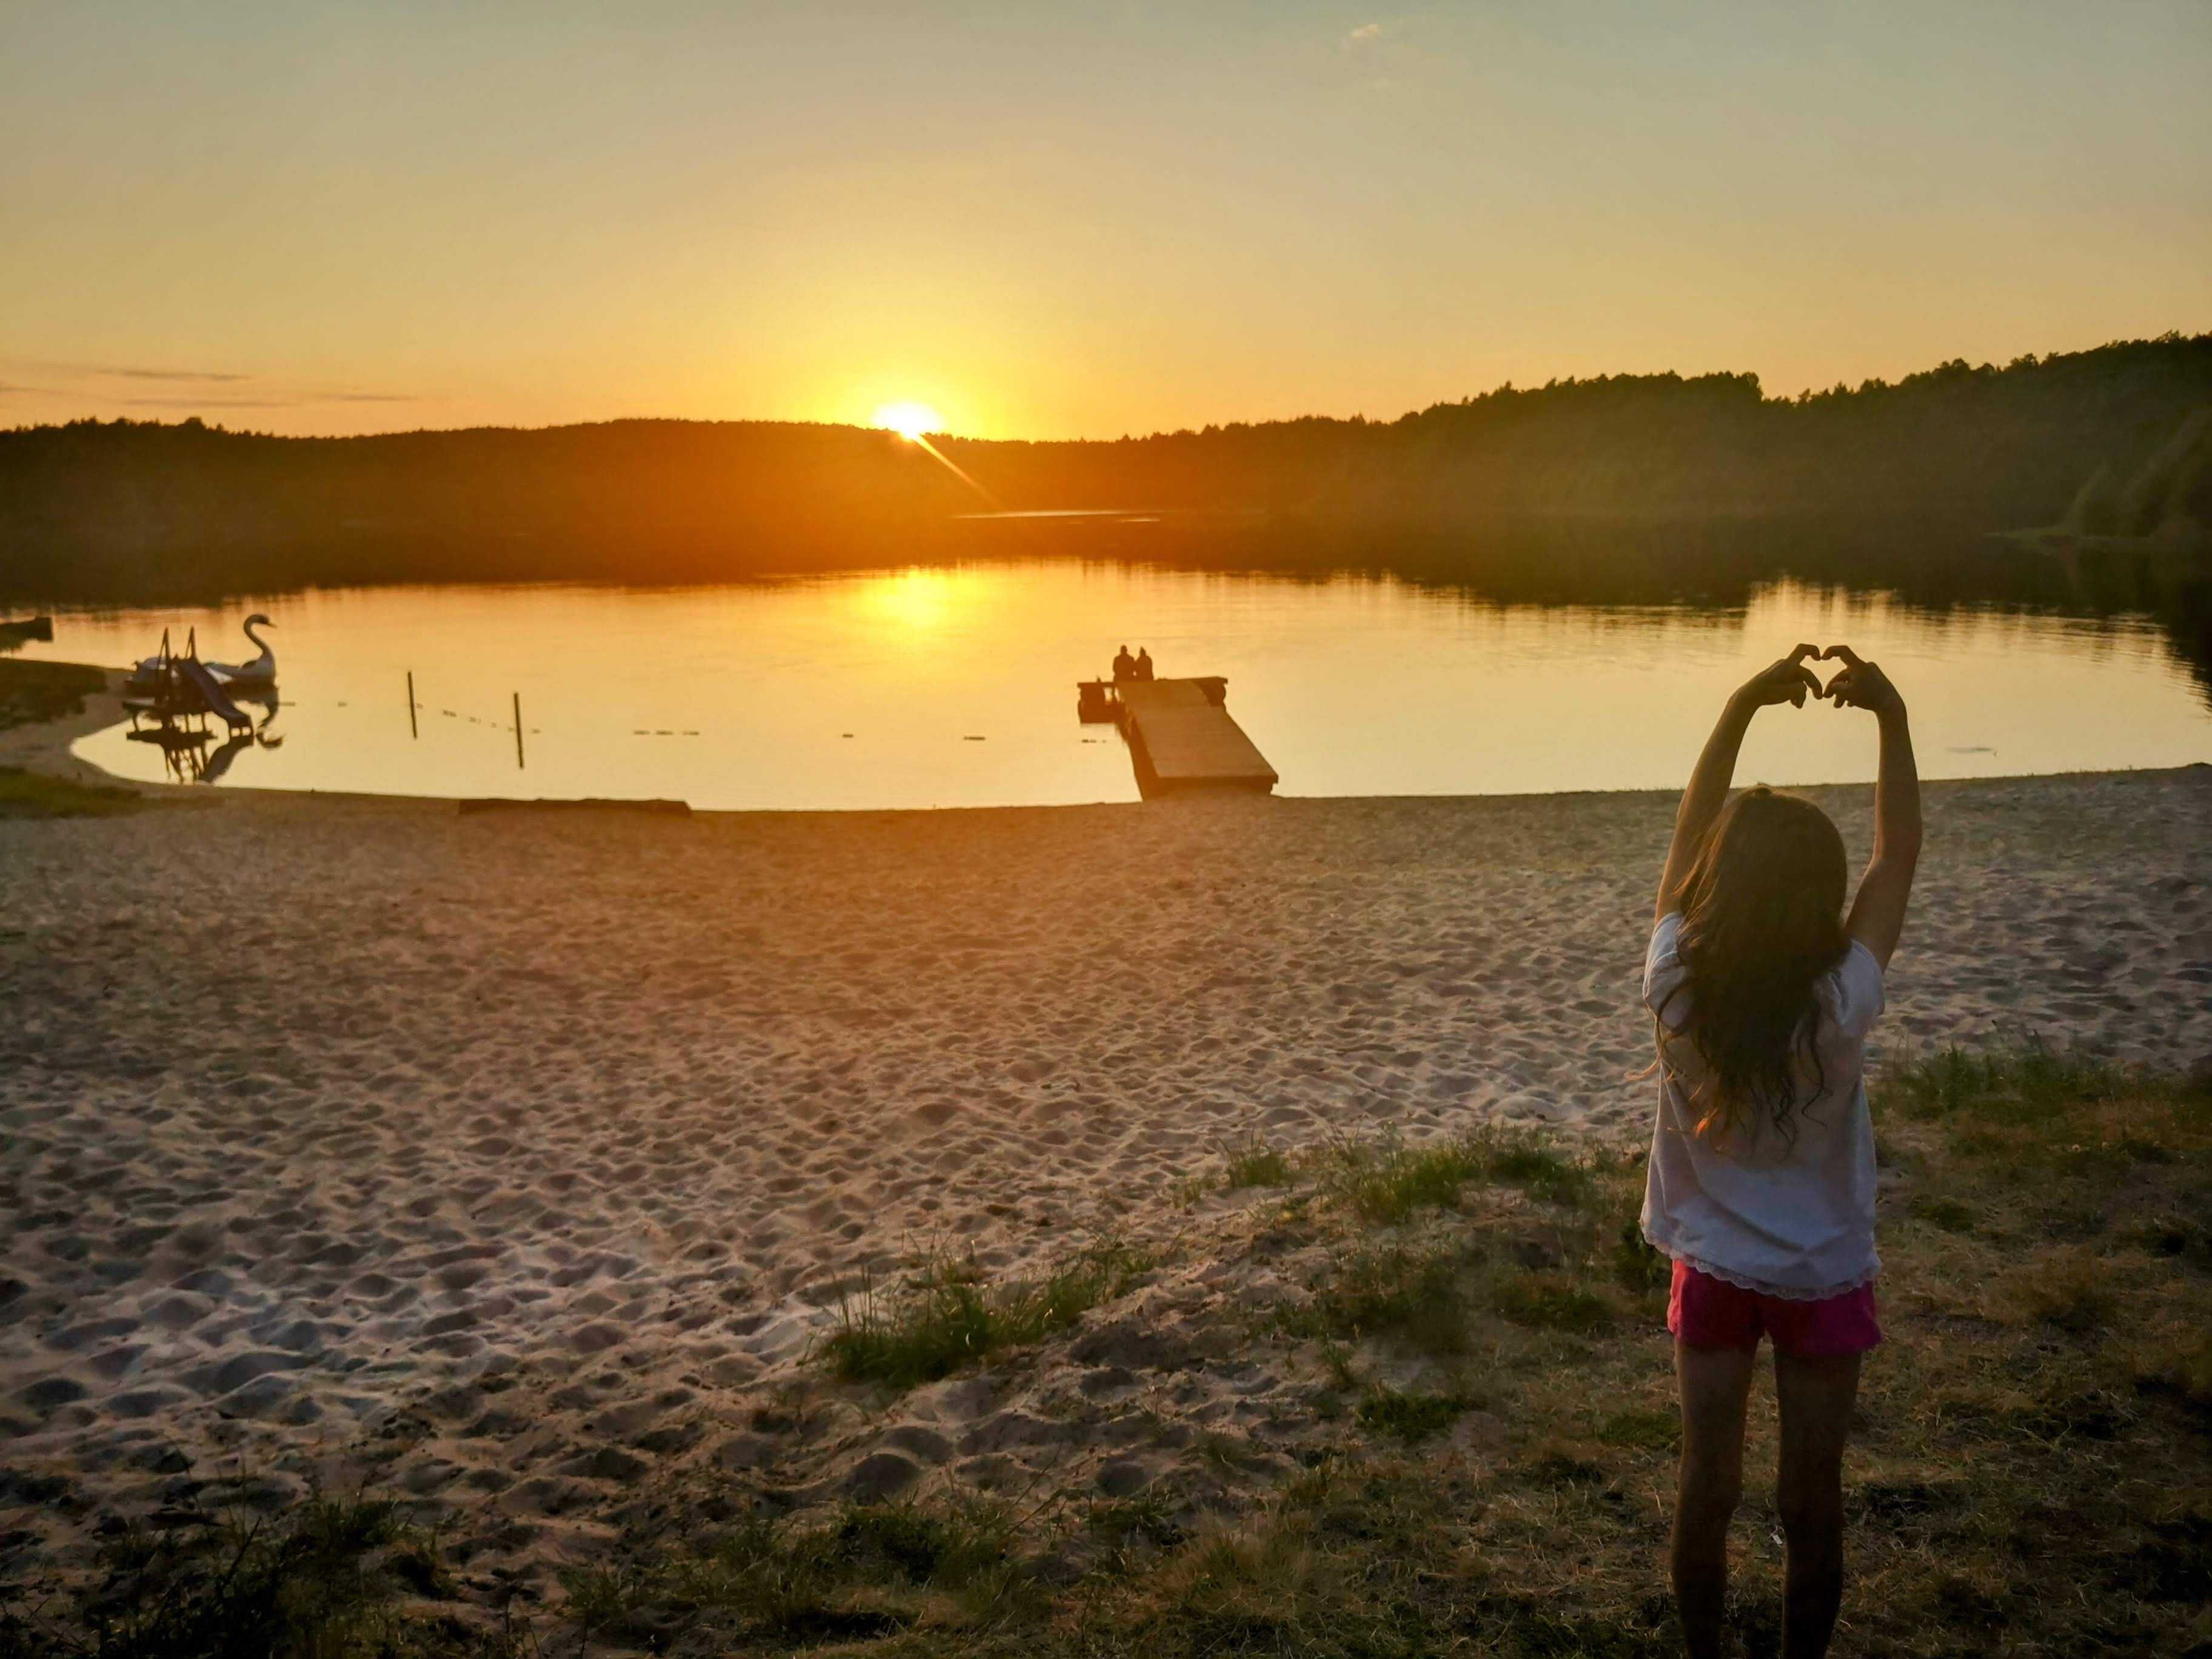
[824,1239,1151,1389]
[1481,1136,1594,1207]
[1314,1128,1600,1225]
[1321,1137,1483,1224]
[1281,1240,1480,1356]
[1888,1041,2155,1127]
[1608,1218,1669,1292]
[1355,1384,1478,1444]
[1219,1134,1293,1191]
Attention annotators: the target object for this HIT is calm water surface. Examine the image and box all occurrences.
[18,565,2211,809]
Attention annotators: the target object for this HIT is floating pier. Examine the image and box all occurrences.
[1079,675,1278,799]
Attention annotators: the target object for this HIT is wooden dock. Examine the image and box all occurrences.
[1112,676,1278,798]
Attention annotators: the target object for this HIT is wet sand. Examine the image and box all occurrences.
[3,694,2208,1599]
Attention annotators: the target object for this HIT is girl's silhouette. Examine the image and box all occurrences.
[1641,643,1921,1659]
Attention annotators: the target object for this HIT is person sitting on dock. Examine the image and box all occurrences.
[1134,647,1155,681]
[1112,645,1138,681]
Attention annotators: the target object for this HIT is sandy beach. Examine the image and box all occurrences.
[3,684,2208,1610]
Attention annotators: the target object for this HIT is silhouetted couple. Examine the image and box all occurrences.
[1111,645,1154,683]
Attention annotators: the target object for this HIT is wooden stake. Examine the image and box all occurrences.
[407,671,418,739]
[514,692,525,769]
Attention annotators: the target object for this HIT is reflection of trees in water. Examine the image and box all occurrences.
[964,514,2212,710]
[2036,546,2212,706]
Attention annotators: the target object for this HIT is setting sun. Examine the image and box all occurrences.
[872,401,943,441]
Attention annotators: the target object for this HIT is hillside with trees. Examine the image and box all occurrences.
[2,335,2207,605]
[945,334,2212,539]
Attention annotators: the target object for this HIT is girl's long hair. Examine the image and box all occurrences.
[1658,787,1850,1142]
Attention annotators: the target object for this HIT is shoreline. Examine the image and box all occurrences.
[5,655,2207,819]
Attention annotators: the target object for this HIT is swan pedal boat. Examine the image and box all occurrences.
[123,614,277,697]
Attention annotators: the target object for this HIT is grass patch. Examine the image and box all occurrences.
[2020,1250,2118,1336]
[0,657,104,732]
[1279,1239,1480,1356]
[1319,1136,1483,1224]
[1492,1269,1615,1333]
[1597,1407,1680,1453]
[823,1239,1151,1389]
[1218,1134,1292,1190]
[1087,1495,1187,1560]
[1355,1384,1478,1444]
[1142,1506,1339,1651]
[0,766,141,819]
[1312,1126,1595,1225]
[562,1498,1031,1648]
[0,1490,508,1659]
[2133,1327,2212,1416]
[1608,1216,1670,1292]
[1888,1040,2159,1127]
[1482,1136,1594,1207]
[1909,1194,1977,1233]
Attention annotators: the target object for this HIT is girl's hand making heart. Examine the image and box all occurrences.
[1820,645,1905,717]
[1738,643,1826,709]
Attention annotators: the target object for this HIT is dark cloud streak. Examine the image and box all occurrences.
[109,367,253,383]
[121,394,301,409]
[0,359,256,384]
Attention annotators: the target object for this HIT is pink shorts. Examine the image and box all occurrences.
[1667,1260,1882,1357]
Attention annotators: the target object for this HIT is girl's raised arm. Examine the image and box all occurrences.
[1825,646,1922,968]
[1655,645,1824,925]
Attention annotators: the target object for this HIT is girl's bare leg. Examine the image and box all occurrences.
[1674,1343,1757,1658]
[1775,1351,1863,1659]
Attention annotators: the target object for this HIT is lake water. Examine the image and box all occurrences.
[15,565,2211,809]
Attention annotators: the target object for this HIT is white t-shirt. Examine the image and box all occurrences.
[1638,912,1885,1299]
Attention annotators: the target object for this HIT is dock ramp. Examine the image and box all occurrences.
[1114,677,1277,798]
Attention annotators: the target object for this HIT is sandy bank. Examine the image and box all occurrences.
[1,683,2208,1602]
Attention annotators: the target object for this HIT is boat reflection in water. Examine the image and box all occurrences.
[126,691,283,785]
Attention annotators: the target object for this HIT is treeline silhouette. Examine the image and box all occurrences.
[943,333,2212,537]
[2,334,2207,606]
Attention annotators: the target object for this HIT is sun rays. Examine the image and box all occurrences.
[872,399,999,508]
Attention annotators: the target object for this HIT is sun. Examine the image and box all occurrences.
[872,401,943,441]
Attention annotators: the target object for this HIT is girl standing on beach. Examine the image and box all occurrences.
[1643,643,1920,1659]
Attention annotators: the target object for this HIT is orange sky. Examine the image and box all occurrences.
[3,2,2207,440]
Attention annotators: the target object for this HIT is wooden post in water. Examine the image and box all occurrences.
[406,671,418,740]
[513,692,525,769]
